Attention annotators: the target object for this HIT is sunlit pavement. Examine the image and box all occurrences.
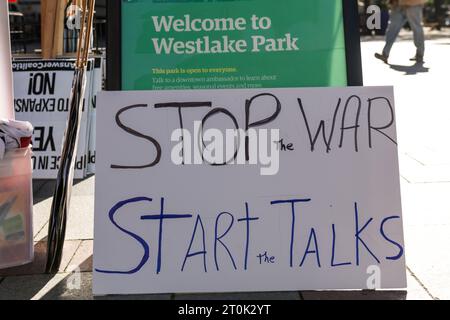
[0,30,449,300]
[363,30,450,300]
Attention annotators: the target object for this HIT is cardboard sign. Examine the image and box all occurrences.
[0,2,13,119]
[13,59,97,179]
[94,87,406,295]
[86,57,103,175]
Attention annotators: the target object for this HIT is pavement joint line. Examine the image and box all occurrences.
[64,240,84,273]
[406,266,438,300]
[400,175,412,184]
[33,222,49,241]
[34,180,48,195]
[404,154,426,166]
[33,180,53,241]
[400,176,411,184]
[412,181,450,185]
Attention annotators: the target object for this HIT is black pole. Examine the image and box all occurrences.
[106,0,121,91]
[343,0,364,86]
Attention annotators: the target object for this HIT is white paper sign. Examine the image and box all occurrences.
[0,2,13,120]
[13,59,93,179]
[94,87,406,295]
[86,57,103,175]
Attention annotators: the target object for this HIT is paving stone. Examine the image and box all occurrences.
[34,177,94,198]
[32,197,52,240]
[362,39,450,300]
[404,225,450,300]
[0,240,81,277]
[32,180,47,195]
[96,293,172,300]
[301,290,407,300]
[300,270,432,300]
[399,154,450,183]
[405,146,450,166]
[32,178,95,241]
[0,272,96,300]
[72,176,95,197]
[401,182,450,227]
[41,272,93,300]
[33,197,94,241]
[174,292,301,300]
[0,272,171,300]
[33,180,56,202]
[0,273,67,300]
[406,269,433,300]
[34,222,48,242]
[65,240,93,272]
[65,196,94,240]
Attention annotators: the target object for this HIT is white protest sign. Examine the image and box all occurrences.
[0,2,13,119]
[94,87,406,295]
[86,57,103,175]
[13,59,93,179]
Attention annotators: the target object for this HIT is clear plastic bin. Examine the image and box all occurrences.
[0,147,34,269]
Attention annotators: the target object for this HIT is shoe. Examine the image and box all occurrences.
[374,53,388,63]
[410,55,424,63]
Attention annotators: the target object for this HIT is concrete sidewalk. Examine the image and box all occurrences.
[363,32,450,300]
[0,31,449,300]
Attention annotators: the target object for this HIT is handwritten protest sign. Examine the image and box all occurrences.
[94,87,406,295]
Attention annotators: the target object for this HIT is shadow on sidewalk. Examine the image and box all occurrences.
[301,290,407,300]
[1,244,410,299]
[388,62,430,75]
[33,177,92,205]
[0,237,93,278]
[0,257,93,300]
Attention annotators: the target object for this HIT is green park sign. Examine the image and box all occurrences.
[107,0,362,90]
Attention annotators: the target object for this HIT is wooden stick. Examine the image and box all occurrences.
[41,0,58,59]
[51,0,67,58]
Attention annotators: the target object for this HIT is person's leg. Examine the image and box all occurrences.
[405,5,425,59]
[382,7,407,57]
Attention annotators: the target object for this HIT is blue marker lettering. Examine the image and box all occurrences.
[237,202,259,270]
[300,227,321,268]
[270,198,311,268]
[214,212,237,271]
[182,215,207,272]
[331,224,352,267]
[95,197,152,275]
[141,197,192,274]
[354,202,380,265]
[380,216,404,260]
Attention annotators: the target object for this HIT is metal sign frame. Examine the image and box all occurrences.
[106,0,363,91]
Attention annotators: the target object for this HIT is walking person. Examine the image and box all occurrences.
[375,0,426,64]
